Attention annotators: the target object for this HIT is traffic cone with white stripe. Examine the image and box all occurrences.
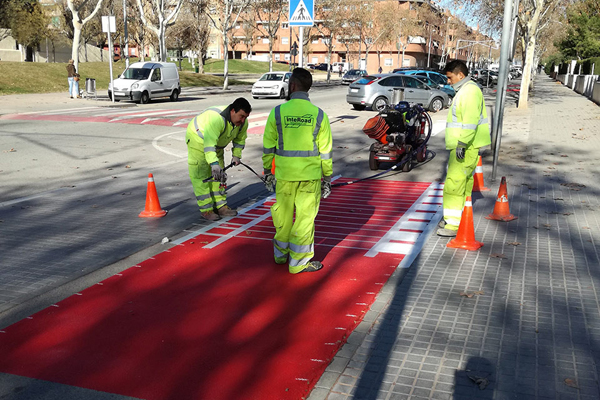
[139,173,167,218]
[447,196,483,251]
[485,176,517,221]
[472,156,490,191]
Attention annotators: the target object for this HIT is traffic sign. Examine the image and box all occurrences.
[289,0,313,27]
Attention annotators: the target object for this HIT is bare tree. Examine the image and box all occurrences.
[136,0,184,62]
[187,0,211,72]
[240,20,256,59]
[315,0,345,81]
[66,0,105,68]
[206,0,251,90]
[251,0,285,71]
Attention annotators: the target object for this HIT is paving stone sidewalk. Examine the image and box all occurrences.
[309,74,600,400]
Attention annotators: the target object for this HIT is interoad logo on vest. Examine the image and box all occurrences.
[284,114,314,128]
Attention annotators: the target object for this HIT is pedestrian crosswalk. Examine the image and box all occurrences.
[1,107,272,134]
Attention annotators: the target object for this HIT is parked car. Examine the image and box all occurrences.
[472,69,498,86]
[346,74,450,112]
[315,63,331,71]
[342,69,368,85]
[108,62,180,104]
[412,74,455,98]
[251,72,292,99]
[398,69,455,97]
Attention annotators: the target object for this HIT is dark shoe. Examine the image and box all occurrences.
[295,261,323,273]
[438,219,446,229]
[201,210,221,221]
[437,228,457,237]
[217,205,237,216]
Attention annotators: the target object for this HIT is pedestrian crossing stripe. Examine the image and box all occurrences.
[289,0,313,25]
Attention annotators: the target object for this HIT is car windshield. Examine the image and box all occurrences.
[347,70,361,75]
[259,73,284,81]
[353,76,377,85]
[121,68,152,80]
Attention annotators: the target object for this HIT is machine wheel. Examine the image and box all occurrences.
[369,151,379,170]
[416,145,427,162]
[353,104,366,111]
[279,88,286,99]
[140,91,150,104]
[371,96,388,111]
[429,97,444,112]
[170,89,179,102]
[402,154,412,172]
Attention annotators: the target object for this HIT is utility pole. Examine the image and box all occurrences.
[123,0,129,68]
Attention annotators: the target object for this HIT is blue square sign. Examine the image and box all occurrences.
[289,0,314,26]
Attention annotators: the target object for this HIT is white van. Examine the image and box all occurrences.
[108,62,180,104]
[332,62,350,73]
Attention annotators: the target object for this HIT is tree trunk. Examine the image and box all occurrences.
[71,21,82,69]
[223,34,230,90]
[269,40,273,72]
[518,34,537,109]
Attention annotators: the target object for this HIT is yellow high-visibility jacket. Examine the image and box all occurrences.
[445,80,491,150]
[262,93,333,181]
[186,105,248,165]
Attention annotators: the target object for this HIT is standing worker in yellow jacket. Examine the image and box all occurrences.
[186,98,252,221]
[438,60,491,237]
[262,68,333,274]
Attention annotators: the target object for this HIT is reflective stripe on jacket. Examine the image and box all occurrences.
[186,105,248,164]
[262,94,333,181]
[445,80,491,150]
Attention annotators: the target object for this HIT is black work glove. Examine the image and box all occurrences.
[456,142,467,160]
[211,163,223,181]
[321,176,332,199]
[264,172,275,192]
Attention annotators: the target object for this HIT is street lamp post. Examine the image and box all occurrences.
[123,0,129,68]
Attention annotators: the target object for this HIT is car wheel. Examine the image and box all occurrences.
[371,96,388,111]
[352,104,366,111]
[140,91,150,104]
[279,88,286,99]
[170,89,179,102]
[429,97,444,113]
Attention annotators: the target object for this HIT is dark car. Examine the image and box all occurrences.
[342,69,368,85]
[315,63,331,71]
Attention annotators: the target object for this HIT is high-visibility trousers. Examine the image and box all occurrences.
[443,147,479,230]
[187,147,227,213]
[270,179,321,274]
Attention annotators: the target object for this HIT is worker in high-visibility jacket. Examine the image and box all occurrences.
[438,60,491,237]
[185,98,252,221]
[262,68,333,274]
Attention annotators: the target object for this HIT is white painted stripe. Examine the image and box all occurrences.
[384,231,420,242]
[366,182,443,257]
[172,196,275,245]
[416,203,441,212]
[397,221,429,231]
[109,109,188,121]
[397,205,443,269]
[152,130,187,158]
[21,106,104,115]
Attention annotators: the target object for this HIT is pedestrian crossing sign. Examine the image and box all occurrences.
[289,0,314,26]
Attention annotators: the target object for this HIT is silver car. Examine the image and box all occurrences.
[252,72,291,99]
[346,74,450,112]
[341,69,368,85]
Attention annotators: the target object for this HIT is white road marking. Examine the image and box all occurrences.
[152,130,186,158]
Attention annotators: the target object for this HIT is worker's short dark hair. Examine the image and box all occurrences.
[444,60,469,76]
[231,97,252,114]
[290,68,313,92]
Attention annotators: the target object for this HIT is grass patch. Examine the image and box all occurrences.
[0,58,287,96]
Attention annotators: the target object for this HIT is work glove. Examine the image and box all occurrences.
[456,142,467,160]
[264,173,275,193]
[321,176,332,199]
[232,156,241,166]
[211,163,223,181]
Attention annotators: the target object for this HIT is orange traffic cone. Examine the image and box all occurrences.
[472,156,490,191]
[447,196,484,251]
[139,173,167,218]
[485,176,517,221]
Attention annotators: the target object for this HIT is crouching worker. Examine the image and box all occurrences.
[186,97,252,221]
[262,68,333,274]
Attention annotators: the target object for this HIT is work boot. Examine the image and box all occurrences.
[292,261,323,274]
[217,205,237,216]
[437,228,457,237]
[438,219,446,229]
[201,210,221,221]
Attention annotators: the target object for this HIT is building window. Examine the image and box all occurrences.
[282,22,289,29]
[275,54,280,60]
[312,57,319,63]
[384,58,392,66]
[262,38,269,44]
[284,54,290,61]
[312,38,319,44]
[282,36,289,44]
